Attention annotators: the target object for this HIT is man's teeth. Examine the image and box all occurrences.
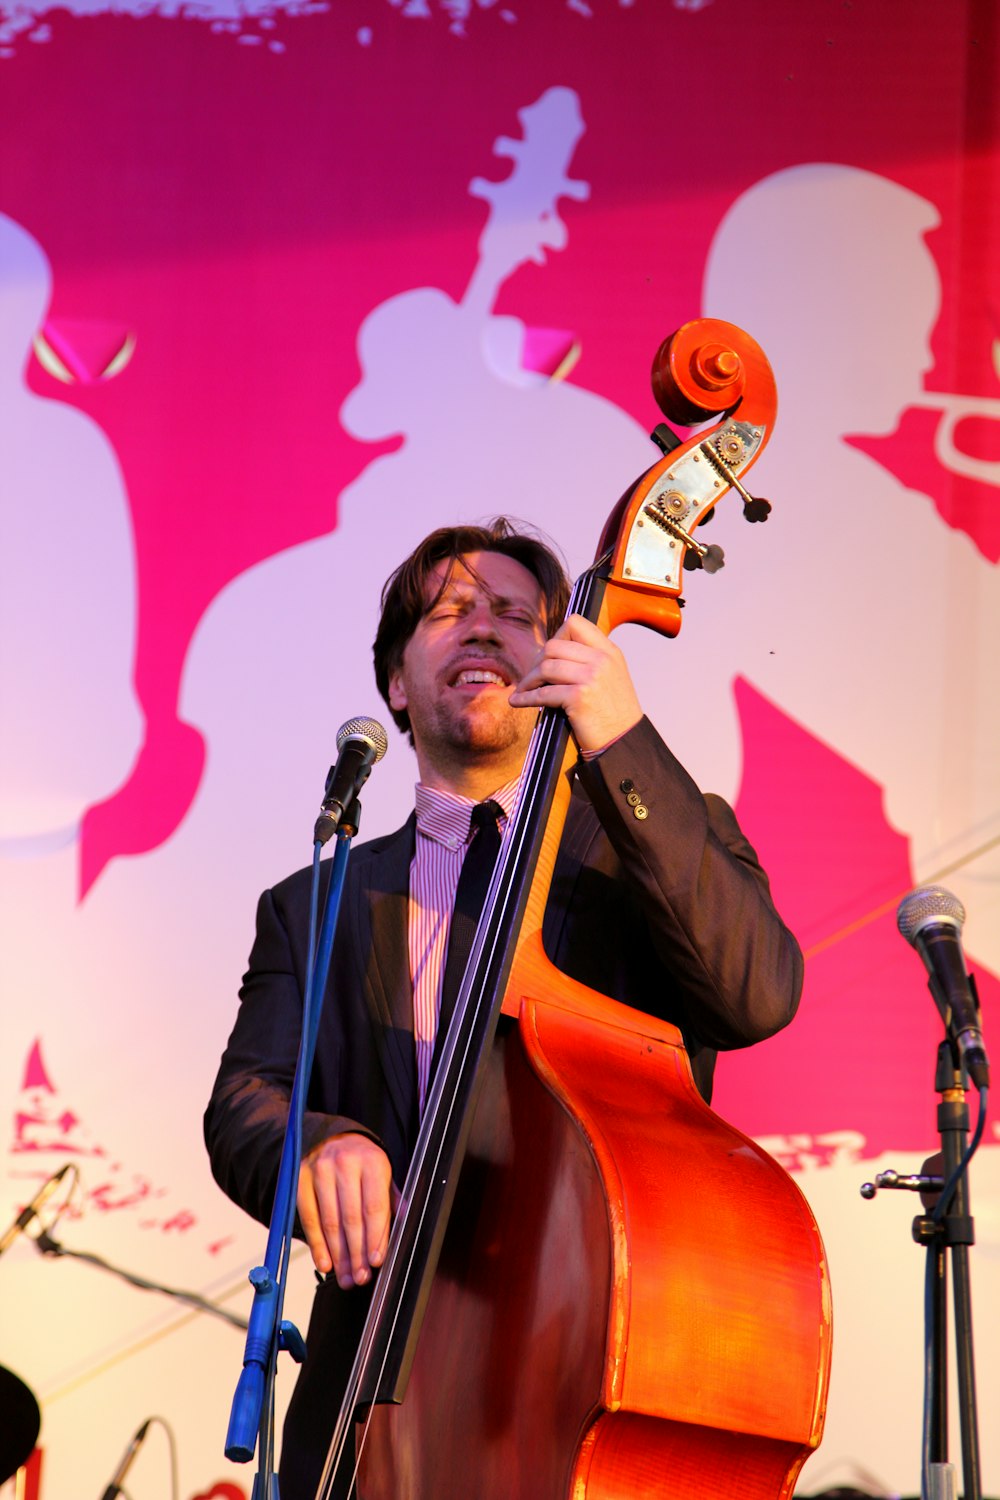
[456,670,505,686]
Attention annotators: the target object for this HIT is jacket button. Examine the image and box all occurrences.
[619,779,634,794]
[626,791,642,807]
[634,804,649,821]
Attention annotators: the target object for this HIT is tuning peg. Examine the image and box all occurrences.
[683,541,725,573]
[650,423,682,456]
[699,438,773,524]
[742,497,772,524]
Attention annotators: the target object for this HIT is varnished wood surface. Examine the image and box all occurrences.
[521,979,831,1439]
[358,974,830,1499]
[359,1025,612,1500]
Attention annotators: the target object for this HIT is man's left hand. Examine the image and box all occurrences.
[509,613,643,754]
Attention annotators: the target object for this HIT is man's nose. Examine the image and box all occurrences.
[461,600,502,641]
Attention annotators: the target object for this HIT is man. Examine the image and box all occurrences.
[205,518,803,1497]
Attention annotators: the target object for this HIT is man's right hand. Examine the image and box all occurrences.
[297,1132,397,1288]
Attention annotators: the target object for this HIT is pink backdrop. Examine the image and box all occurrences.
[2,2,998,1496]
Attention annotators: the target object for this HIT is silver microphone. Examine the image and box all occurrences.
[314,717,388,844]
[897,886,989,1089]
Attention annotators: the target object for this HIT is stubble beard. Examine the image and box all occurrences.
[424,694,535,776]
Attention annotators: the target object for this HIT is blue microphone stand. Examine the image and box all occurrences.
[224,796,363,1500]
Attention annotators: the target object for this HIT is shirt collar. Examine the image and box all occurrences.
[414,776,522,850]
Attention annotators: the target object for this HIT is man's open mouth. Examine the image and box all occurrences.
[449,662,512,688]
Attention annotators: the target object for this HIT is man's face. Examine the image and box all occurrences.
[388,551,547,782]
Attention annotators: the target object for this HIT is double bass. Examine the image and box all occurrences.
[319,320,832,1500]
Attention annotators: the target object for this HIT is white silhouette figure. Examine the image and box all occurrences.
[654,164,1000,983]
[0,212,142,847]
[0,89,650,1497]
[0,214,262,1500]
[690,164,1000,1495]
[178,88,651,867]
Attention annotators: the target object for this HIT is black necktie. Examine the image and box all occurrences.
[432,800,503,1078]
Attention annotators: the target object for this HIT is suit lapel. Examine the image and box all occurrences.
[349,814,418,1148]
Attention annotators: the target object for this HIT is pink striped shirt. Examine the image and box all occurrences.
[409,778,520,1113]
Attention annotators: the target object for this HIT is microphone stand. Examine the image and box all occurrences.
[861,1037,987,1500]
[225,798,363,1500]
[917,1043,983,1500]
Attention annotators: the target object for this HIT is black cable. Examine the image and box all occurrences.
[34,1233,249,1331]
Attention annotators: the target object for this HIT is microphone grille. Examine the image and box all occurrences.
[897,885,966,945]
[336,716,389,762]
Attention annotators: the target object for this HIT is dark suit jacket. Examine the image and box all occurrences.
[204,717,802,1496]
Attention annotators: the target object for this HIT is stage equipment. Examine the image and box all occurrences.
[314,718,388,846]
[0,1164,71,1257]
[225,721,388,1494]
[0,1365,41,1484]
[860,886,990,1500]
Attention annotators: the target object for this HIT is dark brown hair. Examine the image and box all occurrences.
[373,518,571,738]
